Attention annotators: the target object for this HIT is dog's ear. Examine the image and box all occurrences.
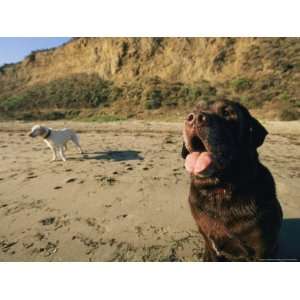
[249,117,268,148]
[236,103,268,149]
[181,142,189,159]
[40,126,49,136]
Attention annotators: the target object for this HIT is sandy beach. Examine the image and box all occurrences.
[0,120,299,261]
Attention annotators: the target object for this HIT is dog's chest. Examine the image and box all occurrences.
[190,186,233,214]
[189,186,243,236]
[194,210,230,239]
[189,185,258,239]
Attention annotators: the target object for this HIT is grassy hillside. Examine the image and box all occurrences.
[0,38,299,120]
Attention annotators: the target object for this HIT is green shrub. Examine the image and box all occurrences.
[239,96,261,109]
[231,78,253,92]
[0,95,25,111]
[145,98,161,109]
[0,73,121,112]
[201,95,212,102]
[187,86,202,100]
[279,108,300,121]
[198,82,217,96]
[177,83,215,104]
[19,112,35,121]
[145,89,162,109]
[43,111,66,120]
[164,99,178,107]
[26,52,36,63]
[279,91,290,102]
[82,115,126,122]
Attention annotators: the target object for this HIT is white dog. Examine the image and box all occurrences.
[28,124,83,161]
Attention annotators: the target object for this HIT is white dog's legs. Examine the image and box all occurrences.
[71,134,83,154]
[58,147,67,162]
[77,145,83,155]
[44,140,58,161]
[51,148,58,161]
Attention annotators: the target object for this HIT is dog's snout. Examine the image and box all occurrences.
[186,113,195,125]
[197,112,207,124]
[186,112,208,127]
[28,132,33,137]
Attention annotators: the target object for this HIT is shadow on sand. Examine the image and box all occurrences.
[82,150,144,161]
[277,218,300,261]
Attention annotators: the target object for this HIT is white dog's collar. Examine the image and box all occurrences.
[43,128,51,139]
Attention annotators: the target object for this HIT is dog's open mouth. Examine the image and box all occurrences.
[184,134,214,177]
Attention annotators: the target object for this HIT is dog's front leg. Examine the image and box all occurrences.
[51,147,58,161]
[44,140,57,161]
[59,147,67,162]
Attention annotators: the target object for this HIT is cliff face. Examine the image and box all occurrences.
[1,37,299,86]
[0,37,299,119]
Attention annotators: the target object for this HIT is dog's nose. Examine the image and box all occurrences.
[197,112,207,125]
[28,132,33,137]
[186,113,195,125]
[186,112,208,126]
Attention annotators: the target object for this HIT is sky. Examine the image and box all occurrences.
[0,37,71,66]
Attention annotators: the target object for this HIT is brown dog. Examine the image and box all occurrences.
[181,100,282,261]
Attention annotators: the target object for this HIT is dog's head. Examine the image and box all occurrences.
[182,99,267,184]
[28,125,48,138]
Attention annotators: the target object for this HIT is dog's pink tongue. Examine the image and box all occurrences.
[185,152,212,175]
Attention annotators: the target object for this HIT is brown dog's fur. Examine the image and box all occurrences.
[182,100,283,261]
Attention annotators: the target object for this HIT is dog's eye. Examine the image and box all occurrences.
[221,106,236,119]
[222,109,230,118]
